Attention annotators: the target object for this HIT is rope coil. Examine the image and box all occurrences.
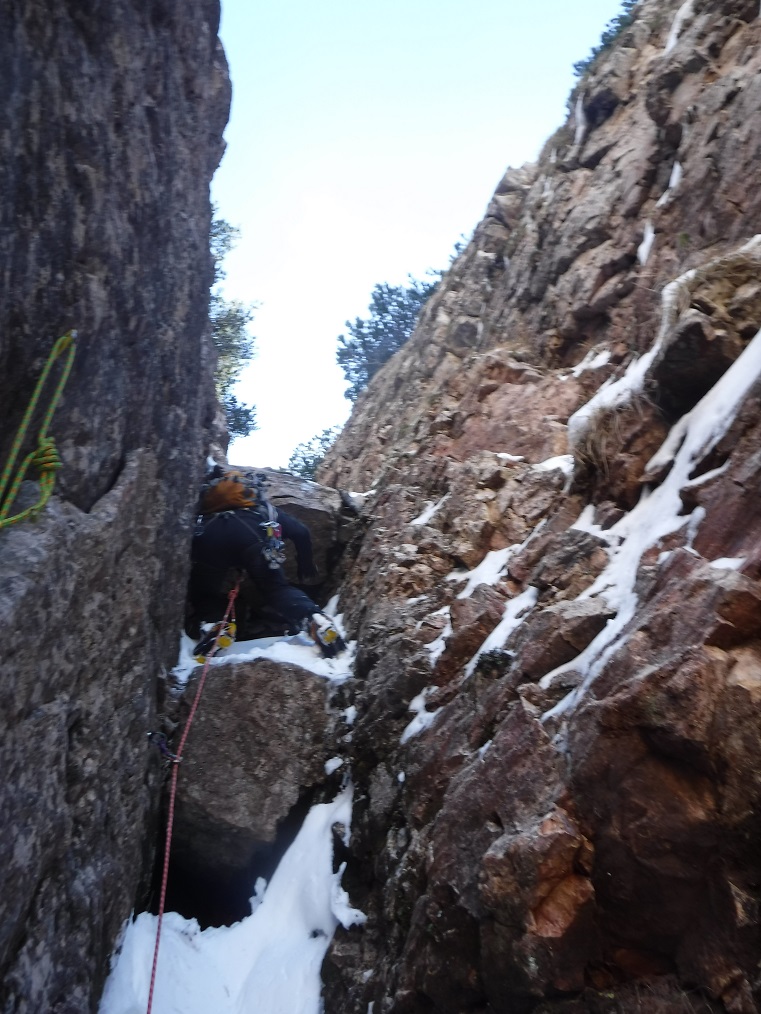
[0,330,77,529]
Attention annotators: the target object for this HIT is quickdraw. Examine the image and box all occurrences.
[147,732,181,763]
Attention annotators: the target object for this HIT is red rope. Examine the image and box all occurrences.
[145,582,240,1014]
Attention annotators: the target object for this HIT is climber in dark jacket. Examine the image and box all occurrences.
[187,466,345,658]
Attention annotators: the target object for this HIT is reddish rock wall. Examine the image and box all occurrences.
[316,2,761,1011]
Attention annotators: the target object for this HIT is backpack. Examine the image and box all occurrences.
[197,467,287,568]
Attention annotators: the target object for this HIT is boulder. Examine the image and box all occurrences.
[172,659,331,878]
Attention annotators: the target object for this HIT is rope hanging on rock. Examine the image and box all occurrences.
[0,330,77,529]
[146,579,241,1014]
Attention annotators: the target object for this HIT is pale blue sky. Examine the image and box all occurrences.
[214,0,628,468]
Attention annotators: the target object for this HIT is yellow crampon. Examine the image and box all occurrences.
[193,619,237,663]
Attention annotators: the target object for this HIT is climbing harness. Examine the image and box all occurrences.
[234,504,286,569]
[0,331,77,529]
[145,580,240,1014]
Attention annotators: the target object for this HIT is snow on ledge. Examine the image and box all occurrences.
[409,493,450,527]
[172,628,355,686]
[447,547,512,600]
[569,348,611,378]
[464,586,539,679]
[544,319,761,724]
[425,607,452,665]
[401,689,443,744]
[709,557,746,571]
[530,454,574,478]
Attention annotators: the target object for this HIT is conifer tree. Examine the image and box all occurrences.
[336,275,437,402]
[209,212,257,438]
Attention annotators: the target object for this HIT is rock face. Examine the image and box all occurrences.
[5,0,761,1012]
[313,2,761,1011]
[172,659,332,879]
[0,2,228,1011]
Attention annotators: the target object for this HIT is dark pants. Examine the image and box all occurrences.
[188,511,319,635]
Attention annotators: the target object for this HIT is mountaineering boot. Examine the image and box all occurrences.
[309,613,346,658]
[193,619,237,663]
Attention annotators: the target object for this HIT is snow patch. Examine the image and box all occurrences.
[173,630,354,686]
[464,586,539,679]
[656,161,683,207]
[665,0,695,53]
[99,789,363,1014]
[409,493,450,527]
[531,454,574,478]
[426,607,452,665]
[347,489,376,510]
[574,92,587,148]
[324,757,344,775]
[570,348,611,378]
[544,320,761,722]
[570,504,616,543]
[448,547,512,600]
[709,557,746,571]
[173,605,353,687]
[401,689,443,744]
[637,220,655,265]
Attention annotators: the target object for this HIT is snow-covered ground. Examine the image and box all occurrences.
[173,630,354,686]
[100,604,358,1014]
[99,789,365,1014]
[172,602,354,686]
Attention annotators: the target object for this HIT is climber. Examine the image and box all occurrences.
[187,464,346,660]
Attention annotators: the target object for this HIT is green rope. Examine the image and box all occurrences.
[0,330,77,529]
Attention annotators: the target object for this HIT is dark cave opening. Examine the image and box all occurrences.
[145,790,318,929]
